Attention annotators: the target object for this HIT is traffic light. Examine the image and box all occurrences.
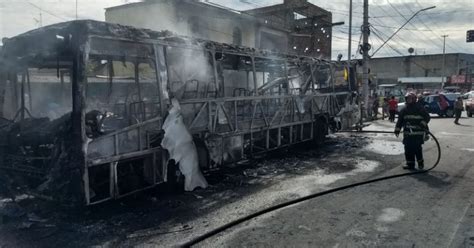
[467,30,474,43]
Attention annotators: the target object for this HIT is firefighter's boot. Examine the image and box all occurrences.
[418,160,424,170]
[403,164,415,170]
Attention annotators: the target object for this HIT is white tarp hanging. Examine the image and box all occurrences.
[337,97,360,130]
[161,98,208,191]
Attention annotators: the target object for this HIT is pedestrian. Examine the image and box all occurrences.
[394,93,430,170]
[372,94,379,119]
[388,96,398,122]
[454,96,464,125]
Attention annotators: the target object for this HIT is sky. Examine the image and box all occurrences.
[0,0,473,59]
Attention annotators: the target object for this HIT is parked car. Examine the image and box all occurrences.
[422,93,457,117]
[463,91,474,117]
[397,98,406,113]
[442,92,461,102]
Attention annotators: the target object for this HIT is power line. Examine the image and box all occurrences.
[372,24,407,54]
[28,2,68,22]
[412,0,464,52]
[369,19,412,50]
[371,29,402,57]
[373,2,443,55]
[371,29,431,72]
[400,1,458,52]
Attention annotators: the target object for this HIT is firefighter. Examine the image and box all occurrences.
[394,93,430,170]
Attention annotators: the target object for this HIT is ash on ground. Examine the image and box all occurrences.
[0,134,376,247]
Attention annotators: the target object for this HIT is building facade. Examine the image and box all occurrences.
[369,53,474,92]
[105,0,333,59]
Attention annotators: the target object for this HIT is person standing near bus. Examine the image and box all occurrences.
[388,96,398,122]
[454,96,464,125]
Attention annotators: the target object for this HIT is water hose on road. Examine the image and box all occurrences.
[180,130,441,247]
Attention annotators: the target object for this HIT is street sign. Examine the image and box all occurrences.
[451,75,468,84]
[467,30,474,43]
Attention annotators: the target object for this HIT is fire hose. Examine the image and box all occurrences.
[180,130,441,247]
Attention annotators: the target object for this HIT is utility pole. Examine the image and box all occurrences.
[441,34,448,89]
[361,0,370,121]
[347,0,353,91]
[76,0,78,20]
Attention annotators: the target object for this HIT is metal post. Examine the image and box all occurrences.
[347,0,353,91]
[441,35,448,90]
[362,0,370,121]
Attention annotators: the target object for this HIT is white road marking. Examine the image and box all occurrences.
[461,148,474,152]
[446,202,472,247]
[439,132,474,137]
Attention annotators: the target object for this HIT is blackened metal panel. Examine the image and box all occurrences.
[89,37,154,59]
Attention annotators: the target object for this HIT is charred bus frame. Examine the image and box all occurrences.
[0,20,359,205]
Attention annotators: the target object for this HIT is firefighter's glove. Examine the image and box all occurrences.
[394,128,401,137]
[424,133,430,142]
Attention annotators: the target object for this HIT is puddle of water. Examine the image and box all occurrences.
[377,208,405,223]
[364,140,404,155]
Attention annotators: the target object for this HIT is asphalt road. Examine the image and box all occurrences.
[198,115,474,248]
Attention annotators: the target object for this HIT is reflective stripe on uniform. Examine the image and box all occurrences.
[404,131,426,136]
[406,125,423,129]
[404,115,424,120]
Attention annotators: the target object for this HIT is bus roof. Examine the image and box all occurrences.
[1,20,334,65]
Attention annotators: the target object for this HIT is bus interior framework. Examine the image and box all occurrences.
[0,20,360,205]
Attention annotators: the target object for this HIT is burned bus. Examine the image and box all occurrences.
[0,20,359,205]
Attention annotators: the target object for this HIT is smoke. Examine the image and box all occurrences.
[166,45,214,100]
[0,69,72,121]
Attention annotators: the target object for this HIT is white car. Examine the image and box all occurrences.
[397,102,406,113]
